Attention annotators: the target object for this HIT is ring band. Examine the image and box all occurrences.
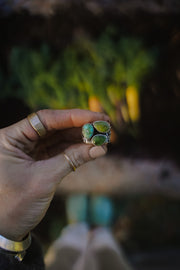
[63,153,76,171]
[27,113,47,137]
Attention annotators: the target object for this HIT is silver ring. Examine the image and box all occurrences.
[27,113,47,137]
[63,153,76,171]
[82,120,111,146]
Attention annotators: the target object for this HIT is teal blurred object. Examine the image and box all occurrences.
[66,194,88,224]
[66,194,114,227]
[89,195,114,227]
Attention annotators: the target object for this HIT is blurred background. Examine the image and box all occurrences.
[0,0,180,269]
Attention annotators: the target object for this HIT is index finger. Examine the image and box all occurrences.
[21,109,110,141]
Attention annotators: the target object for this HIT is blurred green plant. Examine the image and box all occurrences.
[3,29,157,136]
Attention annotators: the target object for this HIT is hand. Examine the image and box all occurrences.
[0,109,109,241]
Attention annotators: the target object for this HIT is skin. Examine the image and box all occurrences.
[0,109,109,241]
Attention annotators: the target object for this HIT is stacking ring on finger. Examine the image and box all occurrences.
[63,153,77,171]
[27,112,47,137]
[82,121,111,146]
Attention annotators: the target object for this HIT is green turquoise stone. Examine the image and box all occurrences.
[91,134,107,146]
[93,121,110,133]
[82,123,94,140]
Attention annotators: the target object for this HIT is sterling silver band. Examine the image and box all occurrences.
[27,113,47,137]
[0,233,31,253]
[63,153,76,171]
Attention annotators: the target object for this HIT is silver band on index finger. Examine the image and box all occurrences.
[27,113,47,137]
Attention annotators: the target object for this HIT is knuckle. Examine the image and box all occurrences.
[37,109,48,115]
[70,150,84,168]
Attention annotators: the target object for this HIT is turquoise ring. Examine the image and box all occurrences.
[82,121,111,146]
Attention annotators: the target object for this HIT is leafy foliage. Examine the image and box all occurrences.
[3,29,157,133]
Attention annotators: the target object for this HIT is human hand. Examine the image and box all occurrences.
[0,109,109,241]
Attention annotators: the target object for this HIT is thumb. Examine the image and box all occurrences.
[34,144,107,186]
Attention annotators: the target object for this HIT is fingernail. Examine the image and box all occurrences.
[89,146,107,159]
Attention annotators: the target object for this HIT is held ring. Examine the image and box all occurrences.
[27,113,47,137]
[82,121,111,146]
